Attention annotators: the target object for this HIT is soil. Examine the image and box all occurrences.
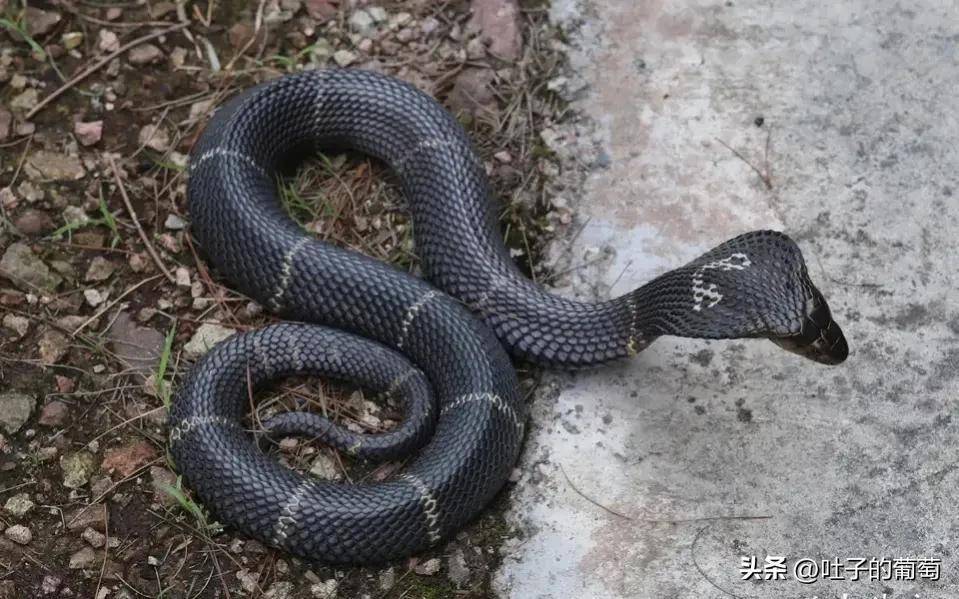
[0,0,576,597]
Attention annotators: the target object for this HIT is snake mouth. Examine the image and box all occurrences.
[770,287,848,365]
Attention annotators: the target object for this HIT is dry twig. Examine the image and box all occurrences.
[26,23,189,120]
[107,156,178,284]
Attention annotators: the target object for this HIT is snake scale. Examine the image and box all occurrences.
[171,69,848,564]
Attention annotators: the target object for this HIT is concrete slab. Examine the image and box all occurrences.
[495,1,959,598]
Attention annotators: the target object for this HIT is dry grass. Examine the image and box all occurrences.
[0,0,571,596]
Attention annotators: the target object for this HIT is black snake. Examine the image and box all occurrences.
[170,69,848,564]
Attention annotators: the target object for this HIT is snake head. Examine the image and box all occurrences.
[770,283,848,365]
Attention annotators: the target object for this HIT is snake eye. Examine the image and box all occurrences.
[770,292,848,365]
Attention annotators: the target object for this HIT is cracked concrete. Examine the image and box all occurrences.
[494,1,959,598]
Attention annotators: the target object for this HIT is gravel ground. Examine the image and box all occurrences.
[0,0,584,596]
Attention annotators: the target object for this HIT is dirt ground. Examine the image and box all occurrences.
[0,0,577,596]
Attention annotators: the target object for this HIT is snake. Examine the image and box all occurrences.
[170,68,848,564]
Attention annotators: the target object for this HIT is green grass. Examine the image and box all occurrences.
[260,42,329,72]
[395,577,456,599]
[159,476,222,535]
[277,153,418,272]
[277,153,345,226]
[0,16,46,59]
[156,321,177,409]
[49,190,122,248]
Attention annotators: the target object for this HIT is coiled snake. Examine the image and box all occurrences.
[170,69,848,564]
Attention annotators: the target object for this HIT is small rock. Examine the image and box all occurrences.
[189,98,215,121]
[414,557,442,575]
[62,32,84,50]
[309,452,342,481]
[9,89,38,113]
[81,527,106,548]
[150,2,177,18]
[468,0,522,61]
[16,181,42,203]
[2,314,30,337]
[368,6,388,23]
[106,312,165,374]
[138,124,170,152]
[378,568,395,590]
[421,16,441,35]
[310,579,338,599]
[36,447,58,462]
[4,524,32,545]
[69,546,97,569]
[150,466,178,505]
[128,253,149,273]
[63,205,90,227]
[159,233,181,254]
[0,109,11,141]
[38,400,70,427]
[55,375,76,393]
[83,288,105,307]
[265,582,294,599]
[0,242,62,292]
[447,548,470,586]
[40,575,61,595]
[164,214,187,230]
[333,49,356,67]
[236,569,259,594]
[98,30,119,53]
[448,68,497,118]
[24,7,61,36]
[24,151,86,181]
[4,493,35,517]
[67,503,107,531]
[184,323,236,359]
[170,46,188,67]
[304,0,336,21]
[128,44,163,66]
[175,266,191,287]
[466,36,486,60]
[61,451,96,489]
[15,121,35,136]
[74,120,103,146]
[84,257,115,282]
[13,209,55,235]
[101,441,157,478]
[349,10,375,33]
[0,393,35,434]
[39,330,70,363]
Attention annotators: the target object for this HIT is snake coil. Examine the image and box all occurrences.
[171,69,848,564]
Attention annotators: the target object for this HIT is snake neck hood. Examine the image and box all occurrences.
[618,230,848,365]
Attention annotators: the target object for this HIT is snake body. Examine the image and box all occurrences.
[171,69,848,564]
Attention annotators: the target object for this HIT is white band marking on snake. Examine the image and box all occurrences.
[441,392,523,431]
[191,149,268,178]
[169,415,238,443]
[396,290,439,350]
[282,327,304,373]
[691,253,751,312]
[271,479,316,547]
[394,137,469,173]
[402,474,442,543]
[269,237,311,311]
